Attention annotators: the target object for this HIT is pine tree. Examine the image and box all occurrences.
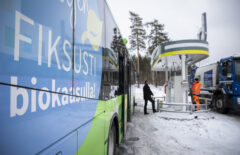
[145,19,170,86]
[129,11,146,87]
[111,28,119,53]
[111,27,125,55]
[146,19,170,54]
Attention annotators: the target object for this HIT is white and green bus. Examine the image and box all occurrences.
[0,0,135,154]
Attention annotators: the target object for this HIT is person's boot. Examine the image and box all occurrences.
[144,110,149,115]
[144,106,149,115]
[152,102,156,113]
[144,108,149,115]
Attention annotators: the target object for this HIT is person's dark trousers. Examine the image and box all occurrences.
[144,98,156,113]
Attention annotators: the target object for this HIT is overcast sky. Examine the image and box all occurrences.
[106,0,240,65]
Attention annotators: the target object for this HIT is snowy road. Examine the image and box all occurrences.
[116,85,240,155]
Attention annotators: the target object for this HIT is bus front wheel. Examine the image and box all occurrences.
[108,124,116,155]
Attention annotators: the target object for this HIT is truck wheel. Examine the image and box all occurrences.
[215,95,228,114]
[108,124,116,155]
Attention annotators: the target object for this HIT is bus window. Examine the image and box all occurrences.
[99,6,120,100]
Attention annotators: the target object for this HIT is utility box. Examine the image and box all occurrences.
[173,76,183,103]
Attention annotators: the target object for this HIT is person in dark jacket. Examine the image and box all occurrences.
[143,80,157,114]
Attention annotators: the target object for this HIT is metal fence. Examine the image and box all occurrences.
[154,97,210,114]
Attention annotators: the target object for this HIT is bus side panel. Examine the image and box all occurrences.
[76,96,125,155]
[76,100,105,155]
[0,0,105,154]
[118,96,124,143]
[73,0,104,100]
[0,84,99,155]
[40,132,78,155]
[0,0,73,94]
[103,96,123,146]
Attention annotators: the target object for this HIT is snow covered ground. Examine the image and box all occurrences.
[116,84,240,155]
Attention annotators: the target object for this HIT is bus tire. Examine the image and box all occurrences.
[215,95,228,114]
[108,124,116,155]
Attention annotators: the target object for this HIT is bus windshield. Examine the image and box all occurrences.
[235,59,240,82]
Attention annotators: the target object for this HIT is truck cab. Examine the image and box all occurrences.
[218,56,240,111]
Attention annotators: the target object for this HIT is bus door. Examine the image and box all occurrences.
[118,49,127,136]
[127,60,132,122]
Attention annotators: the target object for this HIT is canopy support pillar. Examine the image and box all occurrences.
[165,57,171,103]
[181,54,187,103]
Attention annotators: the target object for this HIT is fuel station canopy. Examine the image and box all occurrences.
[151,39,209,71]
